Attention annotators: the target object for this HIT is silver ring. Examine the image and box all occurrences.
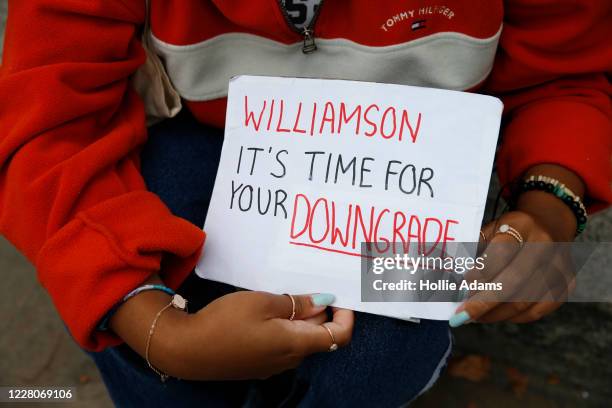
[322,323,338,352]
[284,294,296,321]
[495,224,524,246]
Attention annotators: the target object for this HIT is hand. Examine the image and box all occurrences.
[450,165,583,326]
[111,286,354,381]
[454,210,575,325]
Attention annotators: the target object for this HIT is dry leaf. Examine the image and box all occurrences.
[506,367,529,398]
[447,354,491,382]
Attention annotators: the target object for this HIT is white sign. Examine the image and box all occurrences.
[196,76,502,321]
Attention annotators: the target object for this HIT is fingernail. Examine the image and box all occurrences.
[311,293,335,307]
[449,311,471,327]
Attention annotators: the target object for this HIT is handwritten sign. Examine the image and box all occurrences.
[196,76,502,321]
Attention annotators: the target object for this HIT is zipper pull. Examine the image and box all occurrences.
[302,28,317,54]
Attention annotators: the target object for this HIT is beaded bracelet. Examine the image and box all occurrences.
[519,175,587,235]
[98,284,176,331]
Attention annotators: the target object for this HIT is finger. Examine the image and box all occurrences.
[326,308,355,347]
[303,311,328,325]
[266,293,335,320]
[456,235,521,322]
[509,302,563,323]
[465,222,523,284]
[291,308,355,354]
[480,265,571,323]
[458,244,543,324]
[478,222,495,254]
[481,222,496,244]
[477,302,533,323]
[457,213,536,321]
[475,249,552,323]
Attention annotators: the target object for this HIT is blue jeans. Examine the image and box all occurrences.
[89,111,452,407]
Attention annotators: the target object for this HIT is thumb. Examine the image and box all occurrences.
[268,293,336,320]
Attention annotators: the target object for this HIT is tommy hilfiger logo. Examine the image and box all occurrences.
[411,20,427,31]
[380,5,455,32]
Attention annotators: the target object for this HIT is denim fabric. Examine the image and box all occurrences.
[88,111,451,407]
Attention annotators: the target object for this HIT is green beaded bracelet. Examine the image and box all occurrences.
[519,175,587,235]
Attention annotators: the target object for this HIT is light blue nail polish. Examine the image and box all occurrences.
[312,293,335,306]
[449,311,471,327]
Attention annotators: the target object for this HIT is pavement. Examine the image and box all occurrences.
[1,3,611,407]
[0,238,112,407]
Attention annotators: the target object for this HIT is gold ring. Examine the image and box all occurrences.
[322,323,338,352]
[495,224,524,246]
[284,294,296,321]
[479,230,487,244]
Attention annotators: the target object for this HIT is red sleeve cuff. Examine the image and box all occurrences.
[35,191,205,351]
[497,100,612,213]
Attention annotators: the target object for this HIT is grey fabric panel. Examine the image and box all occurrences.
[151,26,502,101]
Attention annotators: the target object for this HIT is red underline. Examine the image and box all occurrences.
[288,241,375,259]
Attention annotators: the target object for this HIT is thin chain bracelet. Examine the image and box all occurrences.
[145,294,188,382]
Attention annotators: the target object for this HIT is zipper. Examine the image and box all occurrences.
[277,0,325,54]
[302,27,317,54]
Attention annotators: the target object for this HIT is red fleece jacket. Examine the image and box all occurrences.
[0,0,610,351]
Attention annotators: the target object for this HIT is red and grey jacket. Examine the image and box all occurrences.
[0,0,610,351]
